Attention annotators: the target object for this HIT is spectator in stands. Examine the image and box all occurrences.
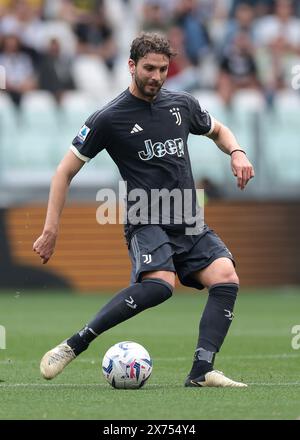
[165,25,199,91]
[0,0,11,17]
[254,0,300,47]
[0,0,44,59]
[217,30,260,106]
[140,0,170,33]
[230,0,274,18]
[254,0,300,102]
[57,0,102,22]
[0,33,36,105]
[65,0,117,70]
[200,0,235,50]
[173,0,211,65]
[38,37,75,103]
[77,13,117,69]
[222,2,256,53]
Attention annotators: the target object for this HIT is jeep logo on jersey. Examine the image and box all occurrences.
[138,138,184,161]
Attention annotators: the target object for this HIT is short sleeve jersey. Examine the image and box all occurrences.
[71,88,214,232]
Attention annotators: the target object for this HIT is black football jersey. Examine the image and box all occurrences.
[71,88,214,232]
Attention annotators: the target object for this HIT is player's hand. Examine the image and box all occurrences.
[33,231,57,264]
[231,151,255,190]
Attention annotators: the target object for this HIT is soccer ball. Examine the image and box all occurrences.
[102,341,153,389]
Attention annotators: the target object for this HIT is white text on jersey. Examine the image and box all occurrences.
[138,138,184,161]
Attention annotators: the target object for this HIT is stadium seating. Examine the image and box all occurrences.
[0,92,16,132]
[59,91,120,186]
[190,91,230,186]
[188,134,228,186]
[1,87,300,193]
[58,91,97,155]
[40,20,77,57]
[20,91,59,166]
[261,91,300,185]
[21,90,58,121]
[72,55,112,102]
[60,91,96,116]
[273,90,300,110]
[232,89,266,111]
[111,55,132,96]
[193,90,226,118]
[230,89,266,164]
[105,0,140,54]
[0,93,17,177]
[0,91,58,185]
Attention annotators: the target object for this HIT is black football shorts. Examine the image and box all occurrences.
[128,225,235,290]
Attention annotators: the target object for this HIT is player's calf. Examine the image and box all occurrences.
[185,283,240,386]
[40,278,173,379]
[66,277,173,355]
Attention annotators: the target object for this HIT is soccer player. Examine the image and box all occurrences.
[34,33,254,387]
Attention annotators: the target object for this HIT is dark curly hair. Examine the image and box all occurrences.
[130,32,176,63]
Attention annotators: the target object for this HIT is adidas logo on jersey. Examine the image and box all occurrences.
[130,124,143,134]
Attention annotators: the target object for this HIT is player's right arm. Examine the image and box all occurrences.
[33,150,85,264]
[33,109,109,264]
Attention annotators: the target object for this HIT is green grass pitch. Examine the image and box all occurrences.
[1,288,300,420]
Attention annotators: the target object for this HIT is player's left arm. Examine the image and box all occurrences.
[206,119,255,190]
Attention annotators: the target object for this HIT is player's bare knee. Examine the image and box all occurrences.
[214,259,239,285]
[232,273,239,285]
[214,271,239,286]
[222,270,239,285]
[206,270,239,288]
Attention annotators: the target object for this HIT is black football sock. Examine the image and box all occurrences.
[189,283,238,378]
[188,348,216,378]
[67,278,173,356]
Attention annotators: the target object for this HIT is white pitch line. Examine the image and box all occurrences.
[214,353,300,360]
[1,382,300,388]
[77,353,299,362]
[231,331,290,336]
[247,382,300,386]
[0,353,299,365]
[152,354,300,361]
[0,383,105,388]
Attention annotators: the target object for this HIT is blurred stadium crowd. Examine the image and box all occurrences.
[0,0,300,201]
[1,0,300,106]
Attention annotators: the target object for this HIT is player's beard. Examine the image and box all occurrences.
[134,74,163,99]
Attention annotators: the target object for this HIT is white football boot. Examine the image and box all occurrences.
[40,343,76,380]
[185,370,248,388]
